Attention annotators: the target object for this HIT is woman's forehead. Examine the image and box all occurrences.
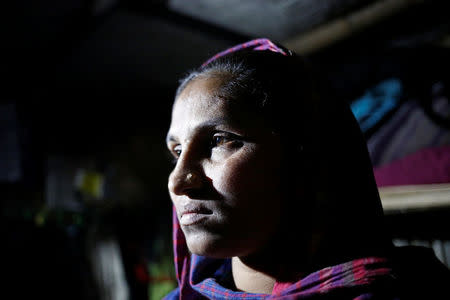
[168,77,230,139]
[173,77,229,118]
[177,75,225,101]
[168,76,270,141]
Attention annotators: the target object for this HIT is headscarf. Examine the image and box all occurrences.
[164,38,396,299]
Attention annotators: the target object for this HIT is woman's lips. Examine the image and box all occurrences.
[180,212,210,226]
[179,204,213,226]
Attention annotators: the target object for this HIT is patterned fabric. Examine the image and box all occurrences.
[201,38,291,67]
[164,208,394,300]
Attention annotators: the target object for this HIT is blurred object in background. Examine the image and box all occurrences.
[168,0,375,41]
[343,46,450,269]
[147,236,177,299]
[351,78,403,134]
[0,103,22,183]
[365,79,450,167]
[75,168,105,202]
[87,226,130,300]
[46,156,85,211]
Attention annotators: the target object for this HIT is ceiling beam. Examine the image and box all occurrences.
[284,0,424,55]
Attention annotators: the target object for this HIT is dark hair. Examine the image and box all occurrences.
[176,50,321,138]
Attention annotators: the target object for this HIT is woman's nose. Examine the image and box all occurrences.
[168,155,204,196]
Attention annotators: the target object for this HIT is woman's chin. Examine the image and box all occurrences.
[185,232,260,259]
[186,235,234,258]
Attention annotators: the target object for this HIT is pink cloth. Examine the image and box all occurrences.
[374,145,450,187]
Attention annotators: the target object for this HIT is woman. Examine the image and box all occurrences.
[164,39,449,299]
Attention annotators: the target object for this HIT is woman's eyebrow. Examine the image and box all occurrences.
[166,117,230,145]
[166,117,239,144]
[195,117,228,130]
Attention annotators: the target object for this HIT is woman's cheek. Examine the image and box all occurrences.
[210,149,263,203]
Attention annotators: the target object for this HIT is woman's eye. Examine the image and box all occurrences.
[211,134,242,149]
[172,145,182,157]
[212,136,228,146]
[167,145,181,165]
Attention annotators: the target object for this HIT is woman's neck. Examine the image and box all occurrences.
[231,256,276,294]
[230,242,307,294]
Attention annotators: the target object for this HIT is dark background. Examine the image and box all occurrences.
[2,0,449,299]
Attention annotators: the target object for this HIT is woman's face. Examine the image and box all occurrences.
[166,76,282,258]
